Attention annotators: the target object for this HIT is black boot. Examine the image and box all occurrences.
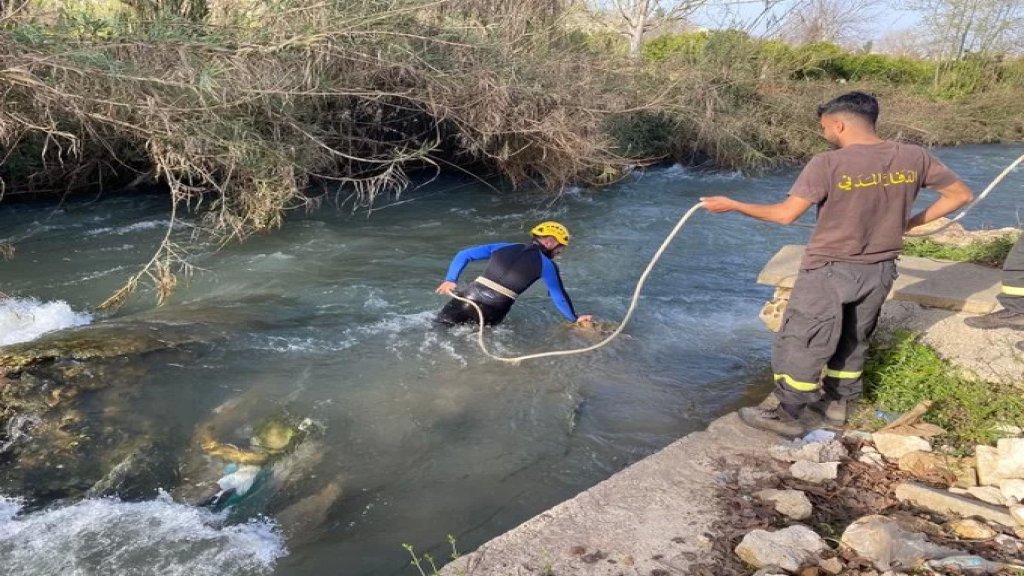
[964,309,1024,330]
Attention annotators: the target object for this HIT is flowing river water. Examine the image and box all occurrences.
[1,144,1022,575]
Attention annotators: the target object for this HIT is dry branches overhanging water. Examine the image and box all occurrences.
[0,0,630,308]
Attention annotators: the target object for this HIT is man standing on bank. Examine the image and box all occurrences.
[435,221,593,327]
[701,91,974,437]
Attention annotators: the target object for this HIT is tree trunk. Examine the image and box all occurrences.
[627,0,650,59]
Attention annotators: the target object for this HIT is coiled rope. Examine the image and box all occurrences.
[445,151,1023,364]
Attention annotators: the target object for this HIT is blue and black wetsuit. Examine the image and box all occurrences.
[437,242,578,326]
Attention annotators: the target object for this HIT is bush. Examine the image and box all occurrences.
[604,111,676,159]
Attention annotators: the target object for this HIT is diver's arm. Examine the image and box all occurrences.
[540,257,580,322]
[443,243,516,282]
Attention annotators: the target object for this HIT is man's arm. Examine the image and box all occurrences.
[699,195,814,225]
[906,180,974,230]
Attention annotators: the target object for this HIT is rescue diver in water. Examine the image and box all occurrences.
[434,221,593,327]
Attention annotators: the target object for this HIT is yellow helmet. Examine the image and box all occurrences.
[530,221,570,246]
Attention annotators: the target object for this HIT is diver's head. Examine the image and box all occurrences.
[530,221,570,257]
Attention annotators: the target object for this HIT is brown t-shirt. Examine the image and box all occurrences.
[790,141,960,269]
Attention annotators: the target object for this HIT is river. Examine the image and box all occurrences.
[1,144,1022,575]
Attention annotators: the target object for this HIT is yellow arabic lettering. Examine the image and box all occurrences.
[854,173,880,189]
[837,175,853,191]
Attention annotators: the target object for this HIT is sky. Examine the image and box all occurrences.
[693,1,923,40]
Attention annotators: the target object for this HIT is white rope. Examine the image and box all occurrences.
[907,152,1023,237]
[443,150,1023,364]
[444,201,706,364]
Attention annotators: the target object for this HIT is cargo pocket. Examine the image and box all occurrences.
[779,309,837,354]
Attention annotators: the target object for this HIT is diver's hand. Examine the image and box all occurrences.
[699,196,737,213]
[574,315,594,325]
[435,281,457,295]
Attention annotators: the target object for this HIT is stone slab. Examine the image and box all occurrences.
[894,481,1018,527]
[757,245,1001,314]
[439,413,778,575]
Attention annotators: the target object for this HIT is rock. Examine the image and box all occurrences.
[755,489,813,520]
[819,557,843,575]
[1000,479,1024,504]
[976,445,1002,486]
[772,440,848,463]
[790,461,839,483]
[845,430,873,442]
[873,433,931,460]
[859,452,886,468]
[735,525,827,572]
[759,287,790,332]
[1012,505,1024,525]
[894,482,1018,527]
[927,555,1012,573]
[888,512,943,536]
[966,486,1009,506]
[995,424,1024,437]
[798,567,820,576]
[998,438,1024,479]
[840,514,960,571]
[947,519,998,540]
[752,568,787,576]
[951,459,978,488]
[898,451,956,485]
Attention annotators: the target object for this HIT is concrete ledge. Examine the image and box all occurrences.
[441,413,777,576]
[757,245,1002,314]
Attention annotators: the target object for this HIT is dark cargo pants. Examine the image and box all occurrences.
[771,260,898,408]
[998,233,1024,313]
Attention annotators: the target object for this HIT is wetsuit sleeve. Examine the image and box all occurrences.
[540,256,578,322]
[444,243,516,282]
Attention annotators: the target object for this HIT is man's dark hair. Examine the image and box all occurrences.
[816,91,879,125]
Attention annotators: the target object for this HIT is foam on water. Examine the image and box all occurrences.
[85,219,171,236]
[0,297,92,346]
[0,492,286,576]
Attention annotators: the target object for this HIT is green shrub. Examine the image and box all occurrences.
[903,233,1019,267]
[861,331,1024,446]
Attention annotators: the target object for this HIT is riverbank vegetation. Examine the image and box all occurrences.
[1,0,1022,305]
[856,331,1024,447]
[903,233,1020,268]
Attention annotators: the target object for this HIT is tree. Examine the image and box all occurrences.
[585,0,707,58]
[908,0,1024,59]
[779,0,886,47]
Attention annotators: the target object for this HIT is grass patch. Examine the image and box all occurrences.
[903,233,1019,268]
[853,330,1024,446]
